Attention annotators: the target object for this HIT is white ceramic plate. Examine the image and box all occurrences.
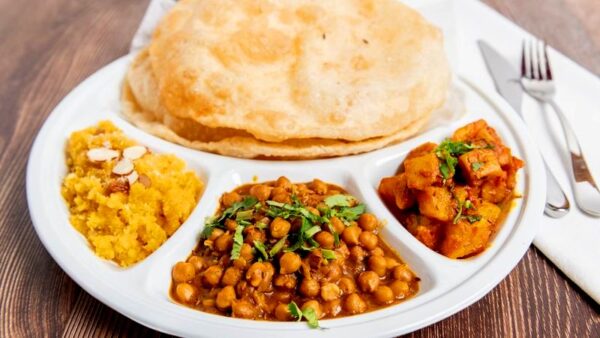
[27,55,545,337]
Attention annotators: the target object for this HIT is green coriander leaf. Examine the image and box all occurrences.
[471,162,483,171]
[255,221,267,230]
[288,301,303,321]
[334,204,366,221]
[324,194,354,208]
[269,236,287,257]
[453,200,464,225]
[439,162,451,180]
[464,200,473,209]
[236,209,254,221]
[465,215,482,223]
[321,249,337,260]
[230,225,244,260]
[302,307,319,329]
[253,241,269,260]
[305,225,321,238]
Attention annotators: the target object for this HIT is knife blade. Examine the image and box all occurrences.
[478,40,523,114]
[477,40,570,218]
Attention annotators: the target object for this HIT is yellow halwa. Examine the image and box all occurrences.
[61,121,203,267]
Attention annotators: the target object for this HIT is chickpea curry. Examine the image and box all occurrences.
[171,177,419,327]
[379,120,523,259]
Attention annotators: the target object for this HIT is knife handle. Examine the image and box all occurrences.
[543,159,570,218]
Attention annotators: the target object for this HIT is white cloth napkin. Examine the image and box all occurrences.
[130,0,600,304]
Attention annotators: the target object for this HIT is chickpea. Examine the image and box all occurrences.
[246,262,274,288]
[306,207,320,216]
[276,176,292,190]
[393,265,414,282]
[240,243,254,261]
[342,225,362,246]
[175,282,197,303]
[225,219,238,232]
[336,243,350,260]
[314,231,334,249]
[358,231,378,250]
[274,274,297,290]
[302,300,323,319]
[275,303,293,321]
[208,228,224,241]
[323,299,342,317]
[187,256,204,272]
[233,257,247,269]
[344,293,367,314]
[368,255,388,277]
[358,271,380,293]
[370,247,384,256]
[321,282,341,301]
[373,286,394,304]
[350,245,366,263]
[203,265,223,287]
[270,217,291,239]
[390,280,410,299]
[385,257,400,269]
[221,267,242,286]
[300,278,320,297]
[232,300,257,319]
[215,232,233,252]
[172,262,196,283]
[338,277,356,295]
[279,252,301,274]
[216,285,237,309]
[249,184,272,201]
[309,179,328,195]
[272,191,291,204]
[358,213,378,231]
[244,226,265,244]
[323,263,342,282]
[330,217,345,234]
[202,298,215,308]
[221,191,241,207]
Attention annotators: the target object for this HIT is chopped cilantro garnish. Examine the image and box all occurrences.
[465,215,482,223]
[269,236,287,257]
[230,225,244,260]
[235,209,254,221]
[324,194,354,208]
[253,240,269,260]
[201,196,258,238]
[288,301,319,329]
[321,249,337,260]
[304,225,321,238]
[435,140,474,180]
[471,161,483,171]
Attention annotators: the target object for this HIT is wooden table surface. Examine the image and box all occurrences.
[1,0,598,337]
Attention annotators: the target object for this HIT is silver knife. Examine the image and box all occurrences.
[478,40,570,218]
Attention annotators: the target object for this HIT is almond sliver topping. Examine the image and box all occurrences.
[87,148,119,162]
[112,158,134,175]
[126,171,139,184]
[123,146,147,160]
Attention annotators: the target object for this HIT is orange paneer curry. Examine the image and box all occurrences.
[378,120,523,259]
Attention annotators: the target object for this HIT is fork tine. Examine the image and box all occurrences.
[521,40,527,78]
[543,43,553,80]
[522,40,533,79]
[530,40,541,80]
[536,40,548,80]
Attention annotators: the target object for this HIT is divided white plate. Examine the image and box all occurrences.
[26,54,545,337]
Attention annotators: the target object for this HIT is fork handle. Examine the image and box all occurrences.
[548,99,600,217]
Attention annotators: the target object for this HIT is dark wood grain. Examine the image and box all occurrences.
[0,0,598,337]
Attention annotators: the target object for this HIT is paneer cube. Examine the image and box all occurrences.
[458,149,502,184]
[452,119,487,142]
[378,174,415,210]
[404,153,441,190]
[402,214,443,250]
[439,201,502,258]
[416,187,455,222]
[439,218,492,259]
[405,142,438,161]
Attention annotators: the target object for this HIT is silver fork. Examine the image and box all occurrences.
[521,40,600,217]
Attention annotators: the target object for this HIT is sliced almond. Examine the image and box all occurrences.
[138,174,152,188]
[106,178,129,194]
[123,146,147,160]
[87,148,119,162]
[126,171,139,185]
[112,158,134,175]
